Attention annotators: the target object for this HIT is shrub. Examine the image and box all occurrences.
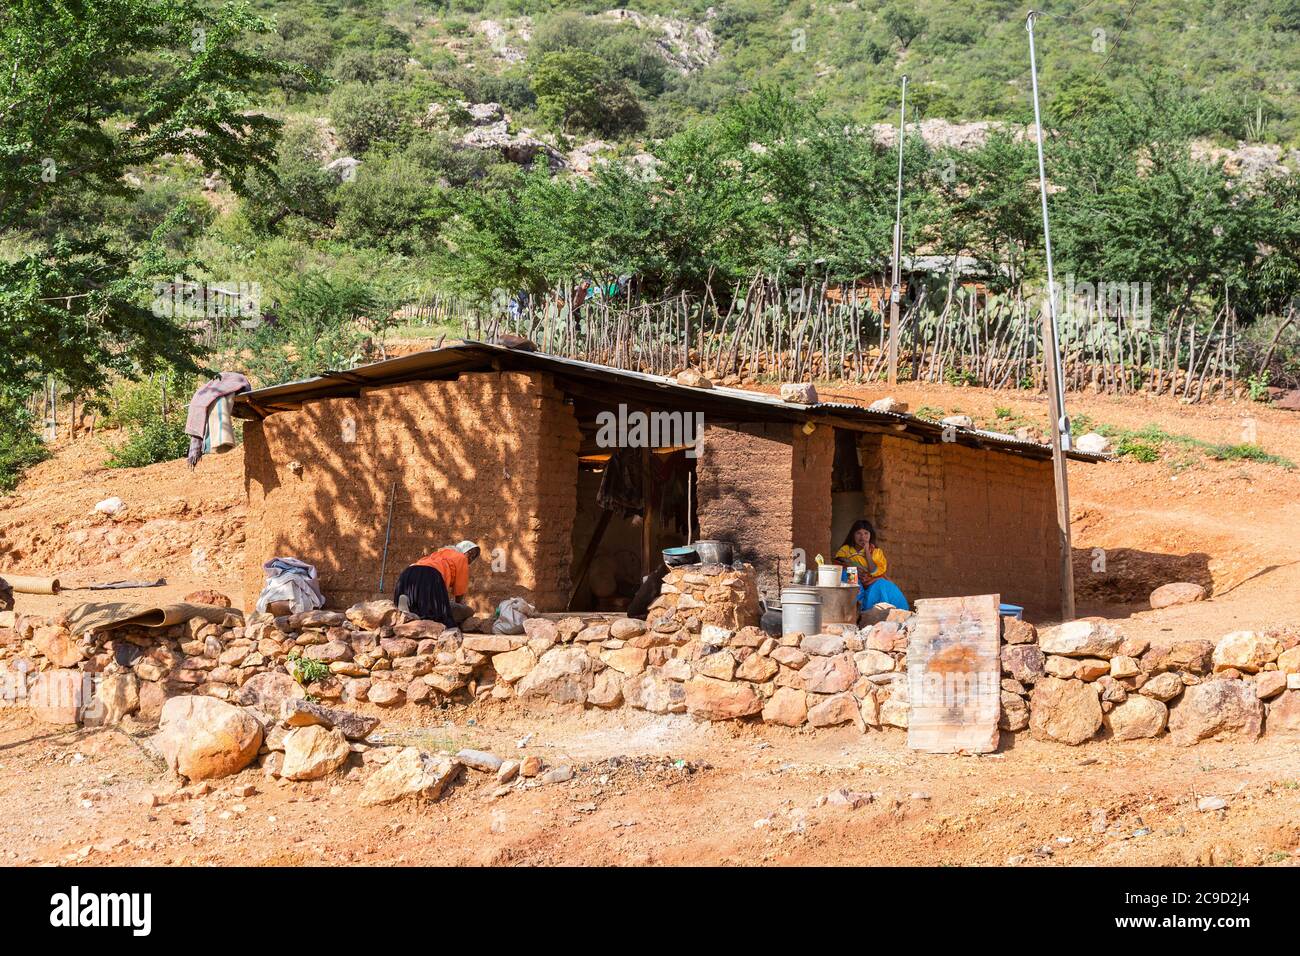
[106,417,190,469]
[0,402,50,492]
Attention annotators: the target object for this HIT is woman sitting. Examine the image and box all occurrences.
[833,519,910,613]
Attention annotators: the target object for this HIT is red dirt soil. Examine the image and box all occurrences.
[2,386,1298,867]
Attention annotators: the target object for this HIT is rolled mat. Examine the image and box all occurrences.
[0,574,60,594]
[64,601,231,637]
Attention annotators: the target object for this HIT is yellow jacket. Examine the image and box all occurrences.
[835,544,887,578]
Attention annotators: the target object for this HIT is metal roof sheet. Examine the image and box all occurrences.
[234,341,1106,464]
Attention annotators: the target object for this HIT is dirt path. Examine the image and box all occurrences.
[2,705,1296,867]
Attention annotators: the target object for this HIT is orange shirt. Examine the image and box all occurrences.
[414,548,469,598]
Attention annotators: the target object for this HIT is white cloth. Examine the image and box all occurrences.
[255,557,325,614]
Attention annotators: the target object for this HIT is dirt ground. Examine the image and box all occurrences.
[3,383,1299,866]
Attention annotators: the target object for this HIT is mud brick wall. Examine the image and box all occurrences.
[242,371,580,613]
[859,434,1058,618]
[695,422,832,599]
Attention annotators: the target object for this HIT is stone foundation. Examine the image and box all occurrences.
[4,588,1298,747]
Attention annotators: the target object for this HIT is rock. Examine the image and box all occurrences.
[807,692,864,730]
[999,691,1030,732]
[941,415,974,428]
[1149,582,1206,609]
[685,677,762,721]
[516,646,595,705]
[779,382,818,403]
[391,620,446,640]
[1211,631,1281,673]
[137,680,169,721]
[622,671,685,713]
[1044,655,1079,679]
[1029,677,1102,745]
[521,756,543,777]
[1256,671,1288,700]
[280,699,379,740]
[1001,617,1037,645]
[1038,618,1124,658]
[304,641,352,663]
[94,495,127,516]
[600,646,648,676]
[1139,672,1185,702]
[1075,658,1111,681]
[587,669,624,708]
[1002,643,1046,684]
[1266,690,1300,733]
[609,618,647,640]
[463,634,521,654]
[497,760,520,783]
[694,649,736,681]
[238,672,306,719]
[492,647,537,683]
[539,765,573,785]
[1143,639,1214,675]
[800,653,857,694]
[456,749,503,773]
[736,653,778,682]
[153,696,262,781]
[675,368,713,389]
[280,726,350,781]
[801,633,846,656]
[868,396,904,413]
[33,626,85,668]
[324,156,361,181]
[359,748,461,806]
[1105,696,1168,740]
[367,682,405,707]
[346,600,399,630]
[1109,655,1140,679]
[28,670,86,724]
[1073,431,1110,454]
[1167,680,1263,745]
[761,687,807,726]
[1197,796,1227,812]
[770,646,809,668]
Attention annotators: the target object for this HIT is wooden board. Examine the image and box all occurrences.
[907,594,1001,754]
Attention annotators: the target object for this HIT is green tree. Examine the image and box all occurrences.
[529,51,644,136]
[0,0,301,400]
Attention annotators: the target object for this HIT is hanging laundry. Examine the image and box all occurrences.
[185,371,251,468]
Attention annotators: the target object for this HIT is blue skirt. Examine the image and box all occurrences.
[857,577,910,612]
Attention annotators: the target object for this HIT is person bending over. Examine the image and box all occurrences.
[834,519,909,613]
[394,539,479,628]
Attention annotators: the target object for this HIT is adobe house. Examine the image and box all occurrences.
[234,343,1100,622]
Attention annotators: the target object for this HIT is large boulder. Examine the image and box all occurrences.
[154,696,262,781]
[1105,696,1168,740]
[1211,631,1281,673]
[280,725,350,781]
[516,646,594,705]
[684,677,762,721]
[1029,677,1102,745]
[1265,690,1300,734]
[1167,680,1263,745]
[359,748,461,806]
[1038,618,1123,658]
[1149,582,1206,609]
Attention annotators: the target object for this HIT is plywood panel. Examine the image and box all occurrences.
[907,594,1001,753]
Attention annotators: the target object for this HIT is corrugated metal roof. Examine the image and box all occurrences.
[234,341,1106,464]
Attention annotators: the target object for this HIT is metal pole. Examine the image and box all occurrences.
[888,75,908,386]
[1027,10,1075,621]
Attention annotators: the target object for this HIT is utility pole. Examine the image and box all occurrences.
[887,74,908,386]
[1026,11,1075,622]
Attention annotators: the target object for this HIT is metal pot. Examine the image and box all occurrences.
[692,539,733,564]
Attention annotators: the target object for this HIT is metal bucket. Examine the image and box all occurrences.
[780,586,822,637]
[816,585,858,624]
[816,564,842,587]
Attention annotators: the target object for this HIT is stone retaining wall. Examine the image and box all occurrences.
[3,573,1298,746]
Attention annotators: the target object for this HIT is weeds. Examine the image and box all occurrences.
[1069,416,1294,469]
